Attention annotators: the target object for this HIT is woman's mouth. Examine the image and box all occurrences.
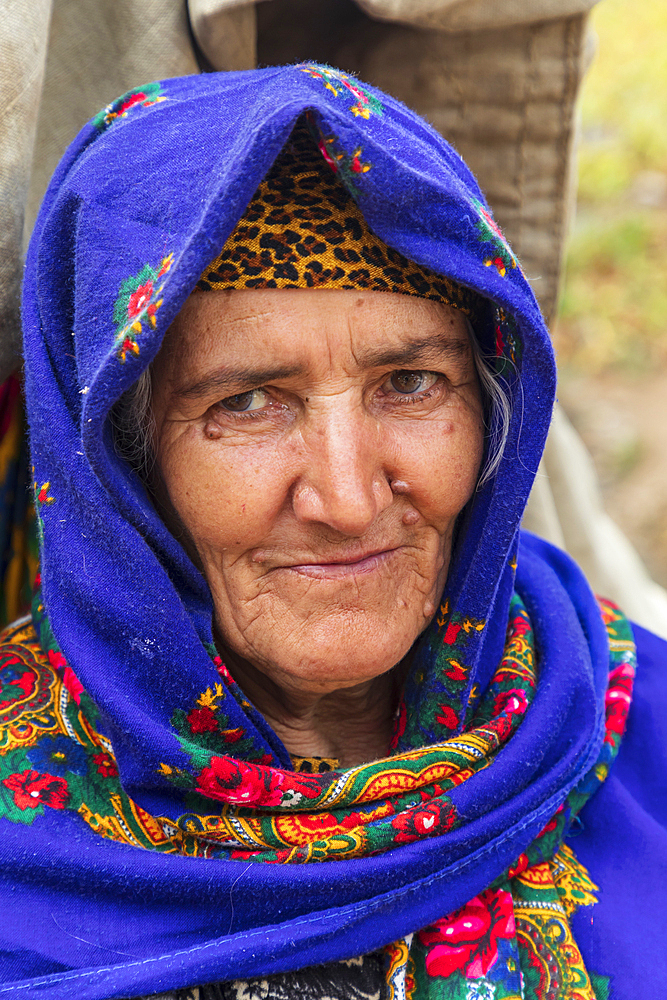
[279,547,402,579]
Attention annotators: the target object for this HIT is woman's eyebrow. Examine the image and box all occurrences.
[358,333,471,369]
[172,334,469,400]
[174,364,304,400]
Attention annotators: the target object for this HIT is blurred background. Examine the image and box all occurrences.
[554,0,667,586]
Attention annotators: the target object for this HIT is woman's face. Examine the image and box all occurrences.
[151,289,484,701]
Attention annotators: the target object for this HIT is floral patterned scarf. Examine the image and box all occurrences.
[0,581,635,998]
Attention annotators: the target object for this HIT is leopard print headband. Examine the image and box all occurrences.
[198,118,482,321]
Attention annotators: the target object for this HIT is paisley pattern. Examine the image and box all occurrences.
[0,591,535,861]
[0,591,635,998]
[383,844,604,999]
[378,600,636,1000]
[156,592,537,862]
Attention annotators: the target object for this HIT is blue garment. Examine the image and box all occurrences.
[570,623,667,994]
[1,65,664,998]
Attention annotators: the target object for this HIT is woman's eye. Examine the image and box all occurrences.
[218,388,268,412]
[386,370,438,395]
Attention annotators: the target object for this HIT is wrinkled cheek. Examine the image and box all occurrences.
[161,444,288,557]
[407,479,470,553]
[396,420,483,537]
[439,451,482,524]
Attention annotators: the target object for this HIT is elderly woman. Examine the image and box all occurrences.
[1,65,665,1000]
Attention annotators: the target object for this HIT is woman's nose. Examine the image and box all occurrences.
[291,408,393,536]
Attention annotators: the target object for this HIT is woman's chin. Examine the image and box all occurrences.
[234,608,425,695]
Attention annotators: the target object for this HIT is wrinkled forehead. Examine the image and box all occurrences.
[151,287,474,395]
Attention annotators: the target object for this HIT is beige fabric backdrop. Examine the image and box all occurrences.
[0,0,51,381]
[199,0,598,31]
[352,0,599,31]
[25,0,201,233]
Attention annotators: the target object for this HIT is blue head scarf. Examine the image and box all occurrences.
[0,65,636,998]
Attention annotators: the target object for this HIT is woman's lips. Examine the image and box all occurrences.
[277,547,401,579]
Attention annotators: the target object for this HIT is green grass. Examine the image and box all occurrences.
[555,0,667,374]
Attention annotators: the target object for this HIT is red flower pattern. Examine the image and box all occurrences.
[436,705,459,729]
[392,800,456,844]
[47,649,67,671]
[486,256,507,277]
[221,727,244,743]
[509,612,531,636]
[93,752,118,777]
[62,665,84,705]
[419,888,515,979]
[214,656,236,685]
[604,661,634,742]
[157,255,173,277]
[187,706,218,733]
[492,688,529,718]
[506,852,529,879]
[443,622,462,645]
[120,336,139,360]
[127,281,154,319]
[481,714,513,742]
[195,756,322,807]
[118,92,147,115]
[3,770,69,810]
[8,668,34,698]
[37,483,54,504]
[350,148,369,173]
[444,662,467,682]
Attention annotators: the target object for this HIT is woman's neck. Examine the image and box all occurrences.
[218,645,406,768]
